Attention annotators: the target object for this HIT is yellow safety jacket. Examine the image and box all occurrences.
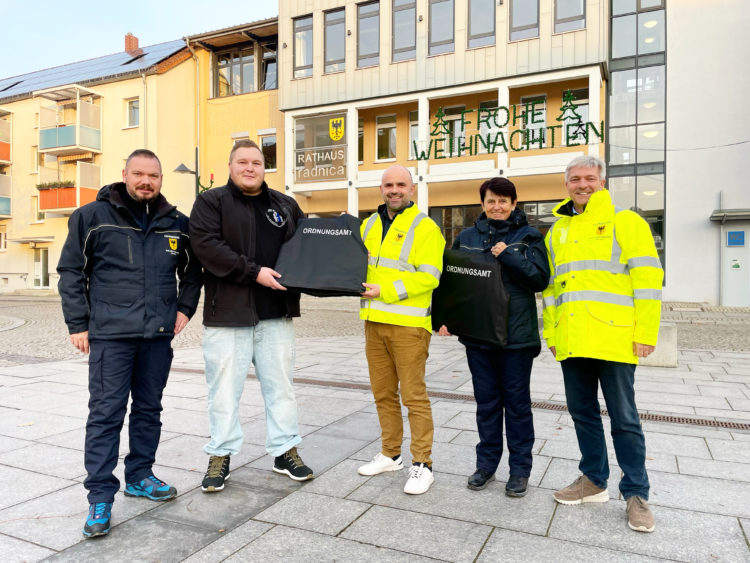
[542,189,663,364]
[360,204,445,331]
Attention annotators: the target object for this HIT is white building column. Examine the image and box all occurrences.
[284,111,295,195]
[588,68,602,159]
[416,95,430,213]
[497,84,510,175]
[346,106,359,214]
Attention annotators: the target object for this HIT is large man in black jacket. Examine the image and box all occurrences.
[58,149,202,538]
[190,139,313,493]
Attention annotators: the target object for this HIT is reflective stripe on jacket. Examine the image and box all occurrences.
[542,189,663,364]
[360,204,445,331]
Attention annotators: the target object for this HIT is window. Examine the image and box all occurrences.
[561,88,589,144]
[477,100,499,153]
[261,43,278,90]
[358,119,364,163]
[0,230,6,251]
[126,98,139,127]
[429,0,454,55]
[294,15,313,78]
[510,0,539,41]
[216,48,255,96]
[376,115,396,160]
[429,205,482,248]
[260,135,277,171]
[442,106,466,155]
[31,146,44,173]
[408,110,419,159]
[555,0,585,33]
[358,2,380,67]
[468,0,495,48]
[393,0,416,62]
[519,95,546,147]
[325,9,346,73]
[31,195,45,222]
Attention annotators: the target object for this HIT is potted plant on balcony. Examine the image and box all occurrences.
[35,180,75,190]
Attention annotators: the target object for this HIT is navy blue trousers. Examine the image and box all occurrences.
[84,338,173,503]
[561,357,649,500]
[465,345,535,477]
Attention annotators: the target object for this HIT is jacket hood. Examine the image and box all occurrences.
[475,207,528,233]
[553,189,612,218]
[97,182,175,217]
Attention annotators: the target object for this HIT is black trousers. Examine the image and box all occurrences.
[465,345,536,477]
[84,338,173,503]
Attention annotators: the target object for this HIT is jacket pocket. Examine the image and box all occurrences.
[92,289,143,336]
[585,302,634,327]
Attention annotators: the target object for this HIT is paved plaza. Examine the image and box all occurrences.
[0,296,749,561]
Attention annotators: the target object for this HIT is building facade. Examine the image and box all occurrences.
[0,35,196,293]
[1,1,748,305]
[279,0,608,249]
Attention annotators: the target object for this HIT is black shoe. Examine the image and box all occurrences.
[273,447,314,481]
[505,475,529,497]
[202,455,230,492]
[467,469,495,490]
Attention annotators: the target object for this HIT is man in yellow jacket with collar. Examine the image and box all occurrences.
[358,165,445,495]
[543,156,663,533]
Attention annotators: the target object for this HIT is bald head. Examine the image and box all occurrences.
[380,165,415,219]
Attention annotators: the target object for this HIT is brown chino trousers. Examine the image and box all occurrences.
[364,320,434,465]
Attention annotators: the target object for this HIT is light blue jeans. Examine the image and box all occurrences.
[203,319,301,458]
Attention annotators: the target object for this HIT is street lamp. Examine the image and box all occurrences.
[174,146,214,197]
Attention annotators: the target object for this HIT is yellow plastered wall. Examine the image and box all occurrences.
[196,48,286,197]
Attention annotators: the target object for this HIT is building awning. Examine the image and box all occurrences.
[8,236,55,244]
[709,209,750,223]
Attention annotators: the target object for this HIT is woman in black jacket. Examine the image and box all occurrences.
[439,177,549,496]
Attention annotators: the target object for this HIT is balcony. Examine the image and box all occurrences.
[35,85,101,156]
[0,174,10,218]
[37,161,100,214]
[0,110,10,164]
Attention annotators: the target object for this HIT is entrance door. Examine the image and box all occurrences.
[33,247,49,288]
[721,226,750,306]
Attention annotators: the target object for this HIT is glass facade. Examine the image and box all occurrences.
[608,1,666,266]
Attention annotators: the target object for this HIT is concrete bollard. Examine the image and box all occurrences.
[640,322,677,368]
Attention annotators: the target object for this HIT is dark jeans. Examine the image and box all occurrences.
[84,338,173,503]
[561,357,649,500]
[465,345,535,477]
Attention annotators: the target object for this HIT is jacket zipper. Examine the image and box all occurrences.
[127,237,133,264]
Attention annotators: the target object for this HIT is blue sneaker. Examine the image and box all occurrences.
[83,502,112,538]
[124,475,177,501]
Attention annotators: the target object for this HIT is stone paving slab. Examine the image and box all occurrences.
[477,528,658,562]
[341,504,492,562]
[549,500,750,562]
[254,490,370,535]
[181,519,273,563]
[226,525,437,561]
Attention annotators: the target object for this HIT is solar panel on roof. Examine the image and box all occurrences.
[0,39,185,101]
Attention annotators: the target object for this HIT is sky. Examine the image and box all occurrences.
[0,0,279,79]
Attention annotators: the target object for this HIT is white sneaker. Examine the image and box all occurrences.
[358,453,404,476]
[404,463,434,495]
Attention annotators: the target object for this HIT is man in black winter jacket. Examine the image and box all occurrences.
[189,139,314,493]
[58,149,202,538]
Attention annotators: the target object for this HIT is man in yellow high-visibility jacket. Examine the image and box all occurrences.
[543,156,663,533]
[358,165,445,495]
